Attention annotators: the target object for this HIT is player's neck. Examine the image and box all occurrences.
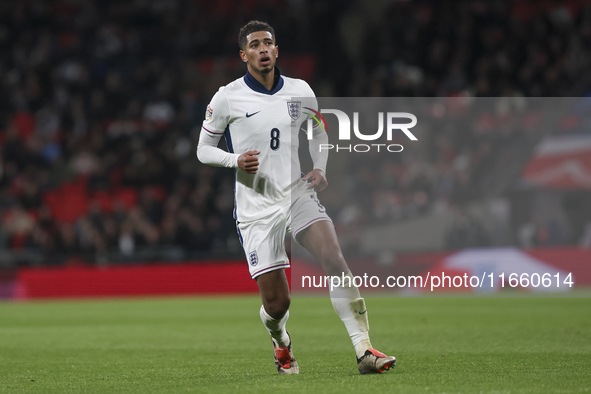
[248,66,275,91]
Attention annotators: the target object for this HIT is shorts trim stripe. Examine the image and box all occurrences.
[294,217,331,237]
[251,263,290,279]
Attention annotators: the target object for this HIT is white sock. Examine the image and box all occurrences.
[259,305,291,348]
[330,271,372,358]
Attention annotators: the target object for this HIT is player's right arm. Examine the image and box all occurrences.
[236,150,260,174]
[196,90,260,173]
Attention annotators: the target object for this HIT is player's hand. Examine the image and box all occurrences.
[238,150,260,174]
[302,169,328,192]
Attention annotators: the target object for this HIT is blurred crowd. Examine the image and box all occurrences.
[1,0,591,266]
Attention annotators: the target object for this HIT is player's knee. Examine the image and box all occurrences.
[319,245,348,275]
[264,295,291,319]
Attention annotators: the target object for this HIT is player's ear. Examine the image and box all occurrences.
[275,45,278,58]
[239,50,247,63]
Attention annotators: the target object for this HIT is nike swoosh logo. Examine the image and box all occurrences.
[359,310,367,315]
[246,111,261,118]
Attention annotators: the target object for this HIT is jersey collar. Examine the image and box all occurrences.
[243,66,284,95]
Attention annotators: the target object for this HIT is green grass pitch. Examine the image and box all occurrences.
[1,295,590,393]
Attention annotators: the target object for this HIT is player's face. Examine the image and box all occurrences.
[240,31,278,75]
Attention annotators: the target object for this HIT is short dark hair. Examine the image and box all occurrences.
[238,20,275,50]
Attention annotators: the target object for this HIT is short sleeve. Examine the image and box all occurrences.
[201,88,230,135]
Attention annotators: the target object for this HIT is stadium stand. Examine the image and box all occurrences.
[1,0,590,267]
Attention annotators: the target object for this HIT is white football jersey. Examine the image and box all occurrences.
[201,69,317,222]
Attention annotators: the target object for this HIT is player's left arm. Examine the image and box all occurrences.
[302,168,328,192]
[302,92,329,191]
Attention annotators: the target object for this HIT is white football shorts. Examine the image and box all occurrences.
[237,190,332,279]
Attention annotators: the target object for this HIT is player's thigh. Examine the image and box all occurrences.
[291,191,333,243]
[291,192,347,274]
[237,210,290,279]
